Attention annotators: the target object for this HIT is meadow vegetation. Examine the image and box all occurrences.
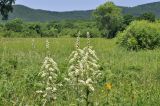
[0,1,160,106]
[117,20,160,50]
[0,37,160,105]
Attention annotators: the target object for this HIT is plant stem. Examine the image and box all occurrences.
[86,87,90,106]
[76,76,80,106]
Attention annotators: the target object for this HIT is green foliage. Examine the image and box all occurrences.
[22,30,39,37]
[0,0,15,20]
[47,21,62,33]
[59,28,78,37]
[117,20,160,50]
[0,38,160,105]
[5,18,23,32]
[43,28,59,37]
[123,14,135,25]
[58,20,101,38]
[2,30,12,37]
[80,28,101,38]
[61,20,76,29]
[120,14,135,31]
[137,12,156,22]
[28,23,41,34]
[0,15,159,39]
[94,2,123,38]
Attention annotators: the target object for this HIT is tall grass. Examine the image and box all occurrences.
[0,38,160,105]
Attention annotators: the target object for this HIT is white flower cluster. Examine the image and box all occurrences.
[67,33,84,84]
[45,39,51,56]
[79,32,101,92]
[37,56,60,106]
[68,32,101,92]
[46,39,50,49]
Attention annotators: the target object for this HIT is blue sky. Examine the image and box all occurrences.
[15,0,160,12]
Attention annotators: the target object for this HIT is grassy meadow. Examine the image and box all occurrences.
[0,38,160,105]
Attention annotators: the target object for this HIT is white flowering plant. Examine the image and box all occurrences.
[68,32,84,83]
[36,40,61,106]
[78,32,101,105]
[67,32,101,106]
[36,56,60,106]
[66,32,85,105]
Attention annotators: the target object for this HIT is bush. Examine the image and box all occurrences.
[80,28,101,38]
[42,28,59,37]
[5,18,24,32]
[22,30,40,37]
[59,28,78,37]
[117,20,160,50]
[68,28,101,38]
[2,31,23,38]
[137,12,156,22]
[2,31,13,37]
[27,23,42,36]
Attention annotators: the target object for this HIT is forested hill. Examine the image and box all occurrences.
[121,2,160,17]
[1,2,160,22]
[5,5,93,22]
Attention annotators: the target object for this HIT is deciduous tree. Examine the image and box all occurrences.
[0,0,15,20]
[93,2,123,38]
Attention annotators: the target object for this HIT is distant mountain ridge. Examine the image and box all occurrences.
[7,5,93,22]
[0,2,160,22]
[121,2,160,17]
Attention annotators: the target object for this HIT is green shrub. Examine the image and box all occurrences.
[80,28,101,38]
[2,31,13,37]
[27,23,42,36]
[2,31,22,38]
[5,18,24,32]
[22,30,40,37]
[42,28,59,37]
[117,20,160,50]
[59,28,78,37]
[69,28,101,38]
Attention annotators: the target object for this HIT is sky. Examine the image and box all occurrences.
[15,0,160,12]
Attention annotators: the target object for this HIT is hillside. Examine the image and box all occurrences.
[7,5,93,22]
[0,2,160,22]
[122,2,160,17]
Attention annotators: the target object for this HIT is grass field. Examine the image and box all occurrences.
[0,38,160,105]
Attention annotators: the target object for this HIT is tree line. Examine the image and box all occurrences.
[0,1,158,39]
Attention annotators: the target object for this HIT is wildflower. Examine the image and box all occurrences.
[36,90,43,93]
[46,39,50,49]
[79,78,94,92]
[81,32,101,84]
[37,56,60,106]
[105,83,112,90]
[87,32,90,48]
[67,32,102,106]
[78,32,101,106]
[67,32,84,83]
[75,31,81,49]
[67,32,84,106]
[32,39,35,49]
